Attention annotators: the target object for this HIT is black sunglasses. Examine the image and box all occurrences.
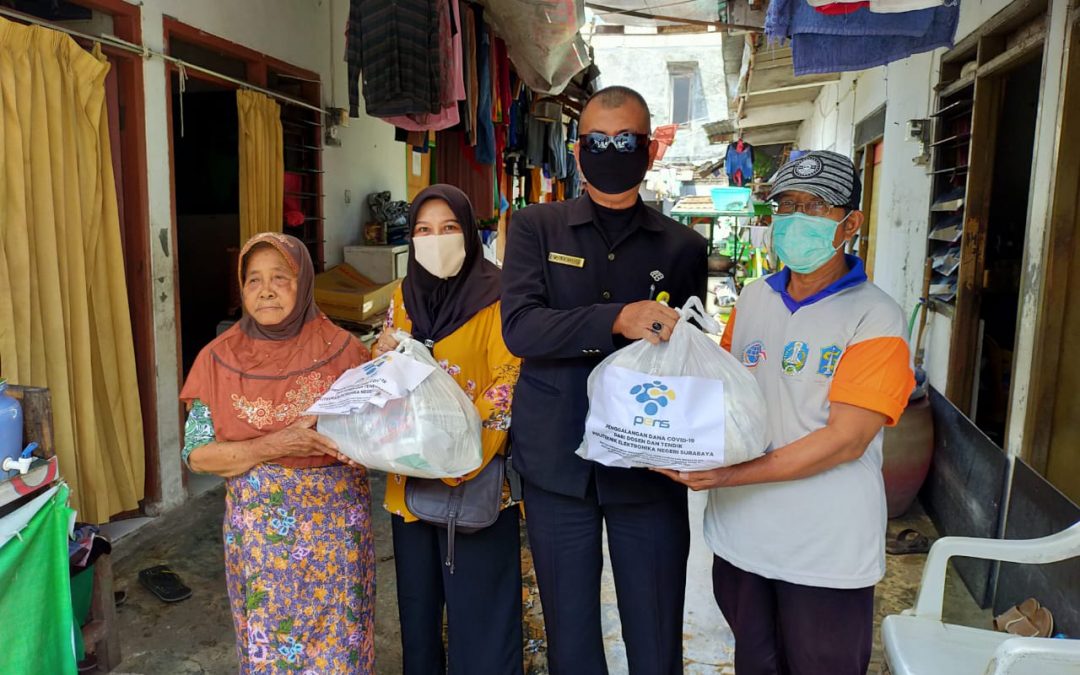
[579,131,650,154]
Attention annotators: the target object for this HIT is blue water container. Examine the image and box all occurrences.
[0,378,23,475]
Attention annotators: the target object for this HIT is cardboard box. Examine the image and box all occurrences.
[314,263,400,323]
[343,244,409,285]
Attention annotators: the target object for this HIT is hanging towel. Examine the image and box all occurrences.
[767,0,958,76]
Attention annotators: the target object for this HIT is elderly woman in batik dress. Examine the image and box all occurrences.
[180,232,375,673]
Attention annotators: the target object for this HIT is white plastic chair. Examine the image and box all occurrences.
[882,520,1080,675]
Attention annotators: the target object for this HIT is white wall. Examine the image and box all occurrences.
[794,55,944,386]
[789,0,1074,452]
[133,0,405,511]
[591,32,729,163]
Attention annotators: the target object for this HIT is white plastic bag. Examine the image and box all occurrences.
[576,297,769,471]
[317,336,483,478]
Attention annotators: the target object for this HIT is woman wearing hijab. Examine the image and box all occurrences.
[180,233,375,673]
[373,184,524,674]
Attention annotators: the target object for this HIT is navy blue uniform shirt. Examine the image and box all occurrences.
[501,193,709,504]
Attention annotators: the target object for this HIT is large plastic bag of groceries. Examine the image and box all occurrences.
[576,297,768,471]
[316,335,483,478]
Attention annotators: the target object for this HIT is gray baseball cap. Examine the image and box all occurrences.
[768,150,863,210]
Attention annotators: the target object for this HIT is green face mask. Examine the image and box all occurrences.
[772,212,848,274]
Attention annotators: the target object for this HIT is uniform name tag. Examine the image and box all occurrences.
[548,252,585,268]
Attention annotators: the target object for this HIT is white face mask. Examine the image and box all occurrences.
[413,233,467,279]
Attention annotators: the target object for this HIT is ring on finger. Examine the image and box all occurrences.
[651,321,664,333]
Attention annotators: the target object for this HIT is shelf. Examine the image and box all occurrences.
[937,75,976,99]
[932,99,973,118]
[285,144,322,152]
[929,299,956,317]
[931,133,972,148]
[282,118,323,128]
[931,165,970,176]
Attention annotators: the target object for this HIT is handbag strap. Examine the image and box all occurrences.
[444,490,463,574]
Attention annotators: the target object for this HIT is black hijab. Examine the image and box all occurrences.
[402,184,501,344]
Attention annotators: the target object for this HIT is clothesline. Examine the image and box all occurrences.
[0,7,326,116]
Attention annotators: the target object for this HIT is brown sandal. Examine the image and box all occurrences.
[995,598,1054,638]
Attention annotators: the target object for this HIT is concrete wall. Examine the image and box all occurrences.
[133,0,405,511]
[795,56,945,387]
[790,0,1074,456]
[591,32,729,164]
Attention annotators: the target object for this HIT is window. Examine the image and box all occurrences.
[671,73,693,126]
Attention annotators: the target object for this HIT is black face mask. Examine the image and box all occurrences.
[579,145,650,195]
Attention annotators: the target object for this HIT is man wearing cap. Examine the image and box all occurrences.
[658,150,915,674]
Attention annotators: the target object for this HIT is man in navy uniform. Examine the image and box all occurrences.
[501,86,708,674]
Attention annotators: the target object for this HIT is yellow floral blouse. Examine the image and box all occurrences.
[382,286,521,521]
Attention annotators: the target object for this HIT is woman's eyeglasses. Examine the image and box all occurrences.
[579,132,650,154]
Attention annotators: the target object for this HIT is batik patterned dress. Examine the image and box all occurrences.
[181,306,375,674]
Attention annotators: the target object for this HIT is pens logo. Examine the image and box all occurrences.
[630,380,675,428]
[650,270,665,282]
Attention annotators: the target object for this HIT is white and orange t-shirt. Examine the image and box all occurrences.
[704,256,914,589]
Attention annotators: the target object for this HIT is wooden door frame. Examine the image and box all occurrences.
[1022,13,1080,473]
[161,18,324,461]
[856,139,884,278]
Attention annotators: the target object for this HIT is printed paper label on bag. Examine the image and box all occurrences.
[306,352,435,415]
[581,365,726,470]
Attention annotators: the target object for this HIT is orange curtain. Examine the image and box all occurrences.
[0,20,145,522]
[237,89,284,242]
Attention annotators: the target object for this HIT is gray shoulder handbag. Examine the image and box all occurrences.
[404,454,506,574]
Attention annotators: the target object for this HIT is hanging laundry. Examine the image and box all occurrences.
[726,140,754,187]
[508,87,528,151]
[653,124,678,161]
[436,129,497,220]
[283,172,305,227]
[495,38,514,122]
[565,119,581,199]
[346,0,442,118]
[459,2,475,143]
[475,13,496,164]
[525,112,547,168]
[381,0,464,131]
[546,112,569,180]
[766,0,958,75]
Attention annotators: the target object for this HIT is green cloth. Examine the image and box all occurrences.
[182,399,215,470]
[0,485,77,675]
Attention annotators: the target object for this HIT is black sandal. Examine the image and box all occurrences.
[138,565,192,603]
[886,528,932,555]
